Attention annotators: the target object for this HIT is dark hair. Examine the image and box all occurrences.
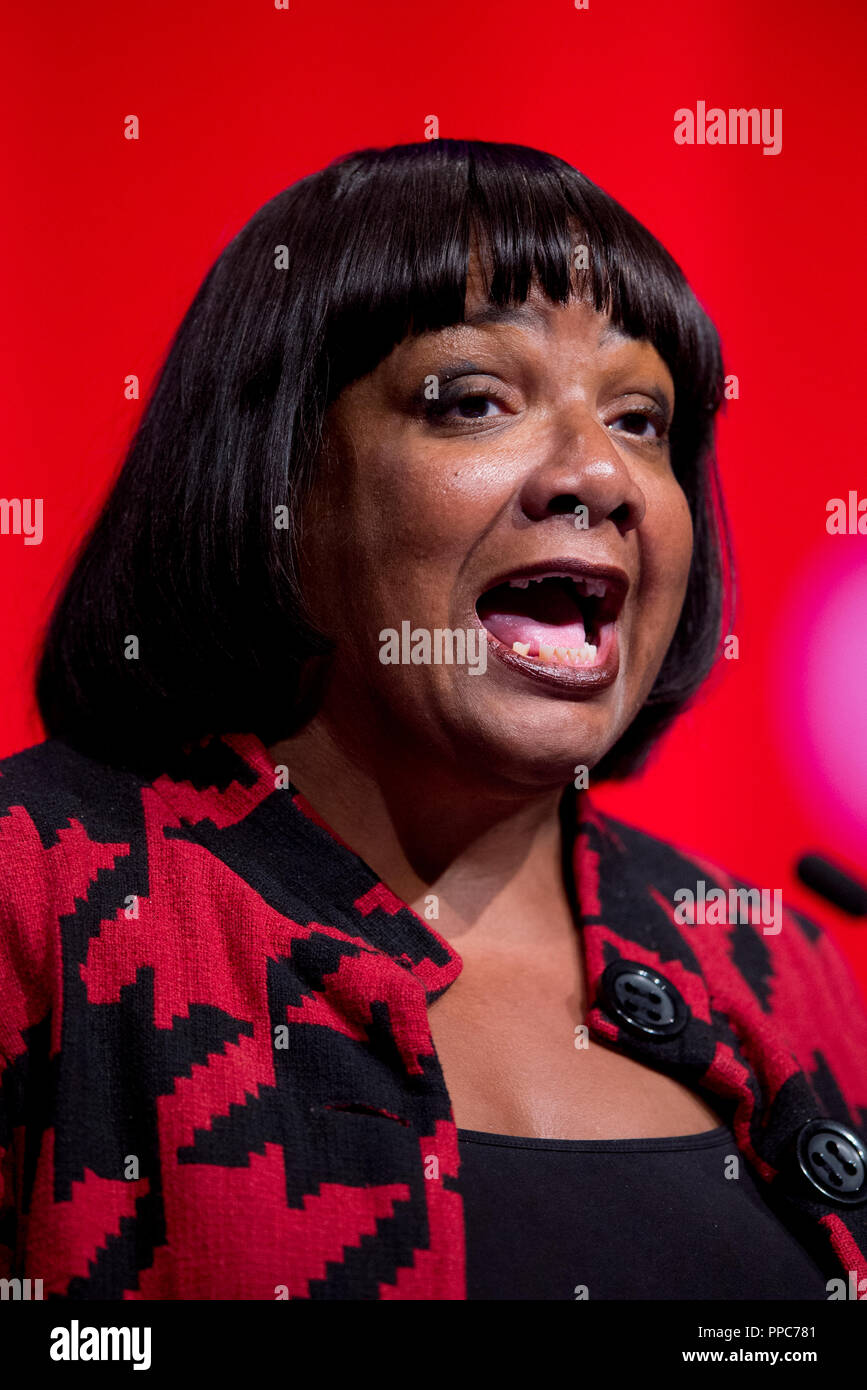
[35,138,732,780]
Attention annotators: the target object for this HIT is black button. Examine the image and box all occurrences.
[794,1119,867,1206]
[598,960,689,1039]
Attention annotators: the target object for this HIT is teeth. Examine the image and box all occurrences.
[510,641,599,666]
[506,572,609,595]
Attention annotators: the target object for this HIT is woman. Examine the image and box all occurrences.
[2,139,866,1301]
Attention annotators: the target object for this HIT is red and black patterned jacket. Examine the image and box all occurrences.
[1,730,866,1299]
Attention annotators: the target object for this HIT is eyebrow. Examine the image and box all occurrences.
[462,301,552,330]
[461,302,629,349]
[416,305,670,404]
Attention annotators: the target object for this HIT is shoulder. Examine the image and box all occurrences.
[0,739,149,1063]
[589,804,823,945]
[0,735,148,828]
[0,737,149,893]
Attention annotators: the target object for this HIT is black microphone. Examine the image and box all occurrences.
[796,853,867,918]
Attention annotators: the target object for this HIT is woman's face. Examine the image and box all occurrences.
[299,262,693,792]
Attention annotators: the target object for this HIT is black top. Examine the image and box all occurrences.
[458,1123,833,1300]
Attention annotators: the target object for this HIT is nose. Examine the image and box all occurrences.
[517,408,647,537]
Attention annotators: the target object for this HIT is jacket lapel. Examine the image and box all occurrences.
[572,792,867,1283]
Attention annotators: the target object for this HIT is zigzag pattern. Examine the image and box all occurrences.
[0,732,865,1297]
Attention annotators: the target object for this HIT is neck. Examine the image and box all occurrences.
[267,716,578,950]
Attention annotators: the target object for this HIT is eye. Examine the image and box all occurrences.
[607,408,669,441]
[425,391,507,424]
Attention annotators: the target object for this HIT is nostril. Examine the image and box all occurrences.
[549,494,582,516]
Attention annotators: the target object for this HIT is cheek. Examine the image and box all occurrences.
[358,445,498,583]
[648,481,693,599]
[630,483,694,672]
[305,443,485,636]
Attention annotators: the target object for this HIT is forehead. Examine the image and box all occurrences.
[413,269,674,389]
[461,253,615,343]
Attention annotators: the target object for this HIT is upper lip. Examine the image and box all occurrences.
[475,557,630,618]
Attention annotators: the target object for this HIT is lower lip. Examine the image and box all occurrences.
[472,615,620,693]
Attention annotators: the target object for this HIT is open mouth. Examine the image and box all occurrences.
[474,561,627,686]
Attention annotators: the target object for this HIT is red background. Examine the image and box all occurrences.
[2,1,866,981]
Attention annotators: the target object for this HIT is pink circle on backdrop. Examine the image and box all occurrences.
[771,537,867,858]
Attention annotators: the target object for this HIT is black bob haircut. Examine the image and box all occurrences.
[36,138,732,781]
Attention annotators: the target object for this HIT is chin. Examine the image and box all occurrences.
[436,698,627,790]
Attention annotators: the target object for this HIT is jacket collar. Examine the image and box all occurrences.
[147,730,713,1019]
